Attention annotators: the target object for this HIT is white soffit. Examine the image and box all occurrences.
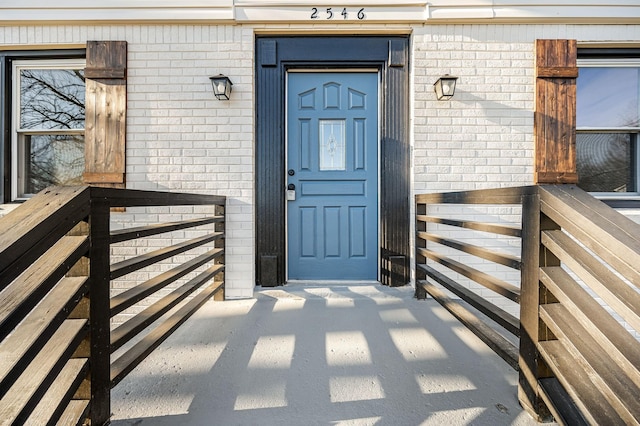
[427,0,640,22]
[0,0,235,23]
[0,0,639,23]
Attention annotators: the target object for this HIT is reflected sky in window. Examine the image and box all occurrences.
[20,68,85,130]
[577,67,640,128]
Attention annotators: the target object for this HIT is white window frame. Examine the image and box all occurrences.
[11,58,86,201]
[577,58,640,199]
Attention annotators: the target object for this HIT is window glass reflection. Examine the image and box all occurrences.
[576,133,635,192]
[577,67,640,128]
[19,134,85,195]
[20,68,85,130]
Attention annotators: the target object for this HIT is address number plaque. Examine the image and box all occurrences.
[310,7,366,20]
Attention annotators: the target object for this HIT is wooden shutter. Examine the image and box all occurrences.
[83,41,127,188]
[534,39,579,184]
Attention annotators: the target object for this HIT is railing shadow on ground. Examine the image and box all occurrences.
[110,283,538,426]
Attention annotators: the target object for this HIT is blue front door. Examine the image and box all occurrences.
[287,72,378,280]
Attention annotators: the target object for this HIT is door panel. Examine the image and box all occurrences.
[287,72,378,280]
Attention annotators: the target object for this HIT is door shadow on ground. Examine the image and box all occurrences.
[110,283,537,425]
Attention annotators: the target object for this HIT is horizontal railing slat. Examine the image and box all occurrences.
[110,248,223,316]
[418,231,522,270]
[418,280,519,370]
[417,247,520,302]
[90,187,225,208]
[540,303,640,423]
[542,229,640,332]
[417,215,522,237]
[539,266,640,389]
[25,358,89,426]
[0,236,89,337]
[110,278,224,387]
[415,185,536,205]
[111,264,224,352]
[110,217,223,244]
[0,277,87,394]
[538,378,588,426]
[538,340,627,426]
[418,264,520,336]
[540,185,640,289]
[0,319,88,423]
[110,232,223,280]
[56,400,90,426]
[0,186,90,284]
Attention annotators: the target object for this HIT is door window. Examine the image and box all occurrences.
[319,119,346,171]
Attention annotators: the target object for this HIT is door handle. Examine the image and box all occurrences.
[288,183,295,190]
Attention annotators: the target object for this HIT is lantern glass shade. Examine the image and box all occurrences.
[434,75,458,101]
[210,74,233,100]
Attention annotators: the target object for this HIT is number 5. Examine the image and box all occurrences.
[326,8,333,19]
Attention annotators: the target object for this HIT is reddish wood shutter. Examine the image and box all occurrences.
[83,41,127,188]
[534,39,578,184]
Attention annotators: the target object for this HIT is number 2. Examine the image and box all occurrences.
[311,7,318,19]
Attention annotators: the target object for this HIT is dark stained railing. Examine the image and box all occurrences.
[0,186,225,425]
[416,185,640,424]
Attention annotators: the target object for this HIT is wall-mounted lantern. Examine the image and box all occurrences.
[433,74,458,101]
[210,74,233,100]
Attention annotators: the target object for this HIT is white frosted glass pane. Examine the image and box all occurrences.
[319,119,346,171]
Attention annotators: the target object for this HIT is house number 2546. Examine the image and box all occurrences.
[311,7,366,20]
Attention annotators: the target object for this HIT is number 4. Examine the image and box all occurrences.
[342,8,348,19]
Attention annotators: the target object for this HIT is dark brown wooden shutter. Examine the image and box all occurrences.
[534,39,579,184]
[83,41,127,189]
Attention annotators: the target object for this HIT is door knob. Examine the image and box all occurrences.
[288,183,296,190]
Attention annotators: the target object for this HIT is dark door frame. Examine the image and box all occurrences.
[255,35,410,287]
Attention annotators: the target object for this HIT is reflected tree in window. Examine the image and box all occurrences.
[19,68,85,194]
[577,133,633,192]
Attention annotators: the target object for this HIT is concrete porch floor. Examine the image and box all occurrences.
[110,283,539,425]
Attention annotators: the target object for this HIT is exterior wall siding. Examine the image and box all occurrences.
[1,21,639,317]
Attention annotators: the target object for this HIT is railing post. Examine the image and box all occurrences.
[518,191,553,422]
[89,197,111,425]
[214,203,225,301]
[415,198,427,300]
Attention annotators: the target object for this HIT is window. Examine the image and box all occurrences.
[11,59,85,200]
[577,58,640,195]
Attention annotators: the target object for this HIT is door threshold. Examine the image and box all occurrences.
[286,280,380,286]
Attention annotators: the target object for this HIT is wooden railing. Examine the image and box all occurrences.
[0,186,225,425]
[416,185,640,424]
